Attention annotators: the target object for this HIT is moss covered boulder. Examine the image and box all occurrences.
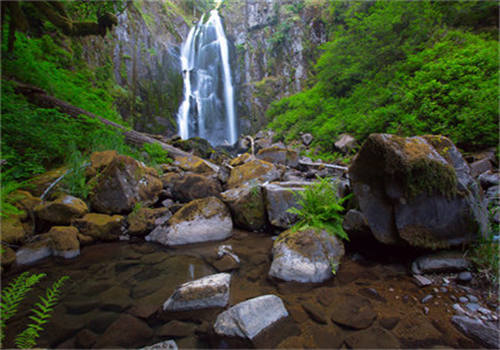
[47,226,80,259]
[263,181,308,229]
[146,197,232,246]
[256,146,299,167]
[171,137,215,159]
[169,173,223,203]
[173,155,217,175]
[221,185,267,232]
[25,167,67,197]
[349,134,487,248]
[73,213,124,241]
[227,159,282,189]
[269,228,345,283]
[35,194,88,225]
[0,215,26,244]
[127,207,171,236]
[89,154,162,214]
[85,150,119,178]
[229,153,252,167]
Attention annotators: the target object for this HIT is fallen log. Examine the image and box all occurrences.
[12,80,191,159]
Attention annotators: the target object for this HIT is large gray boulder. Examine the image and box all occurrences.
[263,181,309,229]
[220,185,267,232]
[146,197,232,246]
[163,273,231,311]
[167,173,222,203]
[349,134,487,249]
[269,228,345,283]
[214,295,288,340]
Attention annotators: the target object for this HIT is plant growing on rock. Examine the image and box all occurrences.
[288,177,350,241]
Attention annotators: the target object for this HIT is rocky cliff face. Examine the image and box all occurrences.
[222,0,328,135]
[78,0,191,135]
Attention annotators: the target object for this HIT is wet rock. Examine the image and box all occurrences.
[156,320,197,338]
[127,207,171,236]
[345,326,400,349]
[330,293,376,329]
[0,215,26,244]
[421,294,434,304]
[263,181,309,229]
[169,173,222,203]
[230,153,252,167]
[212,254,240,272]
[358,287,387,303]
[65,300,99,315]
[423,306,429,315]
[466,303,480,312]
[467,294,479,303]
[163,273,231,311]
[413,275,432,287]
[485,186,500,207]
[470,158,493,177]
[13,190,42,217]
[380,317,400,330]
[1,245,16,267]
[349,134,487,248]
[142,340,178,350]
[269,228,345,283]
[171,137,215,159]
[94,314,153,348]
[256,146,299,167]
[221,185,267,232]
[335,134,357,153]
[128,304,158,320]
[411,251,470,274]
[146,197,232,246]
[99,286,133,312]
[173,154,217,175]
[459,296,469,303]
[478,170,499,189]
[227,159,281,189]
[302,302,327,324]
[301,133,313,146]
[47,226,80,259]
[458,271,473,283]
[75,328,97,348]
[342,209,371,240]
[16,235,52,265]
[452,315,499,349]
[85,150,119,178]
[89,154,163,214]
[214,294,288,340]
[73,213,124,241]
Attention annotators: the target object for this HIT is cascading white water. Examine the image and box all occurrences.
[176,10,238,146]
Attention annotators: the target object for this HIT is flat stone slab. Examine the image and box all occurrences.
[214,294,288,340]
[330,293,376,329]
[163,273,231,312]
[452,315,499,349]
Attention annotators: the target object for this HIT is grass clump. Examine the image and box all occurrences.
[288,177,350,241]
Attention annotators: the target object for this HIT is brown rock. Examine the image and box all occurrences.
[35,194,88,225]
[170,173,222,203]
[345,326,400,348]
[77,233,94,245]
[94,314,153,348]
[227,159,281,189]
[173,155,216,175]
[75,328,97,348]
[73,213,124,241]
[470,158,493,177]
[85,150,118,178]
[312,325,344,349]
[156,320,196,338]
[256,146,299,167]
[380,316,400,330]
[47,226,80,258]
[89,154,162,214]
[302,302,327,324]
[230,153,252,167]
[1,245,16,267]
[14,190,42,215]
[127,207,170,236]
[212,254,240,272]
[0,215,26,244]
[220,185,267,231]
[330,293,376,329]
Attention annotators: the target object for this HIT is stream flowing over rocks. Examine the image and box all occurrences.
[2,133,499,349]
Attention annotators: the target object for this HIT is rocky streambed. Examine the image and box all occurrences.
[2,230,497,349]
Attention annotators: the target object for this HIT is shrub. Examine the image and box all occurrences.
[288,177,350,241]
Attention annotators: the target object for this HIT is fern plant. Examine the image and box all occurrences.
[15,276,69,349]
[287,177,350,241]
[0,273,69,349]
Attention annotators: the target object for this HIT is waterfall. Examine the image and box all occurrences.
[176,10,238,146]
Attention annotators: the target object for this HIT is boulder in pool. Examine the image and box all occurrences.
[146,197,232,246]
[163,273,231,311]
[220,185,267,232]
[214,294,288,340]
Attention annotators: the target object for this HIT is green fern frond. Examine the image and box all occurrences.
[14,275,69,349]
[0,272,46,345]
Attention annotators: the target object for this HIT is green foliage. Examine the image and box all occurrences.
[14,276,69,349]
[62,150,91,199]
[141,143,171,167]
[268,1,498,151]
[0,179,26,218]
[288,177,350,241]
[66,0,127,22]
[0,272,46,345]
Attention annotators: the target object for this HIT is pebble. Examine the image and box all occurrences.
[421,295,433,304]
[440,287,448,293]
[389,288,394,292]
[450,295,457,301]
[457,271,472,283]
[453,303,466,314]
[442,277,450,284]
[459,296,468,303]
[433,288,439,293]
[423,306,429,315]
[465,303,480,312]
[413,275,432,287]
[402,295,409,304]
[467,294,478,303]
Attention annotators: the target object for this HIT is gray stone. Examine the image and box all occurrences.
[342,209,371,240]
[269,228,345,283]
[301,133,313,146]
[458,271,473,283]
[452,315,499,348]
[468,294,479,303]
[163,273,231,312]
[214,295,288,340]
[466,303,481,312]
[256,146,299,168]
[142,340,178,350]
[335,134,357,153]
[411,251,470,274]
[413,275,432,287]
[478,171,499,189]
[16,236,52,265]
[459,296,469,303]
[485,186,500,207]
[421,295,434,304]
[263,181,309,228]
[146,197,233,246]
[470,158,493,177]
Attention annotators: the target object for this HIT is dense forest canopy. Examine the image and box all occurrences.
[268,0,498,153]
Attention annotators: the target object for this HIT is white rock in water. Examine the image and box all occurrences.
[163,273,231,311]
[214,294,288,340]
